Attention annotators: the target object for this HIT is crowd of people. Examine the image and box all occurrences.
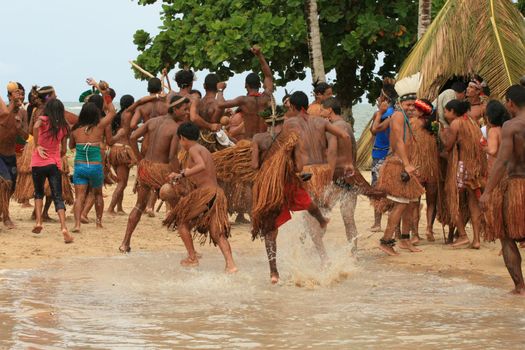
[0,46,524,292]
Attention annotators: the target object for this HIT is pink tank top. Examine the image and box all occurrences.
[31,116,67,169]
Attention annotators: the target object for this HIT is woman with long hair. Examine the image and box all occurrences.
[70,91,116,232]
[31,99,73,243]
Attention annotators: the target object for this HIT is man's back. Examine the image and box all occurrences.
[333,119,356,164]
[285,116,328,164]
[137,100,168,123]
[240,95,270,138]
[198,96,221,124]
[187,143,218,188]
[145,116,178,164]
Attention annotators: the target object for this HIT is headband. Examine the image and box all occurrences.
[399,93,417,102]
[168,97,188,109]
[38,87,55,94]
[414,99,433,115]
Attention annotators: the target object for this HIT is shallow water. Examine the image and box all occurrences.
[1,223,524,350]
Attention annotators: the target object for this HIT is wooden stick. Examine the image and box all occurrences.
[129,61,170,92]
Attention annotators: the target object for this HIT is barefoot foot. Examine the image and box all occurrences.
[270,272,280,284]
[426,230,436,242]
[225,265,238,274]
[234,214,250,224]
[320,217,330,229]
[410,235,421,245]
[379,244,399,256]
[72,227,80,233]
[452,236,470,248]
[180,256,199,267]
[32,225,43,234]
[370,225,382,233]
[399,240,423,252]
[145,209,155,218]
[119,245,131,253]
[80,216,89,224]
[62,229,74,244]
[3,218,15,229]
[470,241,481,250]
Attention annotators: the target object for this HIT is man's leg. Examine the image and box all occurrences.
[410,198,422,244]
[340,191,358,254]
[500,236,525,295]
[379,202,407,256]
[145,190,157,217]
[210,225,238,273]
[399,202,422,252]
[452,191,470,247]
[307,202,329,229]
[264,229,279,283]
[178,223,199,266]
[119,184,150,253]
[108,165,128,214]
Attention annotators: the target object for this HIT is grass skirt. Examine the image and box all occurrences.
[163,186,230,245]
[137,159,172,191]
[109,144,137,168]
[0,178,11,217]
[252,130,300,239]
[503,178,525,241]
[409,121,439,184]
[302,164,333,208]
[376,155,425,200]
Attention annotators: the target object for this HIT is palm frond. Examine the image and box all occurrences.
[399,0,525,99]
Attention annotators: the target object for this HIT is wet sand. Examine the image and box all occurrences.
[0,170,513,291]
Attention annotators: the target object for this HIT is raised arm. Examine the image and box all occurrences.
[251,45,273,94]
[99,96,117,129]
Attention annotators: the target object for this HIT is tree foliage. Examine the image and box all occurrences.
[134,0,521,107]
[134,0,428,107]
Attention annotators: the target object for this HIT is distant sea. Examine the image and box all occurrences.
[63,102,375,138]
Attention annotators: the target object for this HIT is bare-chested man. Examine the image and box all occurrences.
[376,79,425,256]
[218,45,273,139]
[188,73,224,135]
[320,97,359,253]
[163,122,237,273]
[251,111,328,283]
[119,95,189,253]
[283,91,350,263]
[0,89,28,228]
[129,77,169,216]
[466,76,487,126]
[480,85,525,296]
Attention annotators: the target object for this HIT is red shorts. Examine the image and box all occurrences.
[275,183,313,228]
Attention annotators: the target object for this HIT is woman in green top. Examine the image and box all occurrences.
[69,92,116,232]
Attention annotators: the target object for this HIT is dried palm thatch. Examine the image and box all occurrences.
[399,0,525,100]
[355,118,374,170]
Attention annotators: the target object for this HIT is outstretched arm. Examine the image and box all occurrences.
[251,45,273,94]
[218,96,245,110]
[99,95,117,129]
[190,100,220,131]
[325,120,350,140]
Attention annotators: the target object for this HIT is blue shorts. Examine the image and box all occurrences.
[73,163,104,188]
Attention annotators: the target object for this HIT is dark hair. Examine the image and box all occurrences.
[245,73,261,89]
[289,91,309,111]
[147,78,162,94]
[506,84,525,108]
[175,70,194,89]
[34,86,55,104]
[87,94,104,112]
[112,94,135,135]
[418,98,435,131]
[73,102,101,130]
[486,100,510,127]
[108,88,116,101]
[382,85,398,103]
[43,99,69,140]
[451,81,467,93]
[190,89,202,98]
[204,74,219,92]
[445,99,470,116]
[313,82,332,95]
[177,121,199,141]
[322,97,341,115]
[168,95,190,114]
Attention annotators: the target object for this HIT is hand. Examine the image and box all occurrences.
[379,100,389,115]
[404,163,417,177]
[217,81,227,91]
[251,45,262,56]
[167,172,182,183]
[479,192,489,211]
[210,123,221,132]
[86,77,97,87]
[36,145,48,159]
[344,164,355,177]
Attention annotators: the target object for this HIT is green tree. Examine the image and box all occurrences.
[133,0,426,108]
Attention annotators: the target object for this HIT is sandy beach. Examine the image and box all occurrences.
[0,170,512,291]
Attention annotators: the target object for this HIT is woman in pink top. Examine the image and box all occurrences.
[31,99,73,243]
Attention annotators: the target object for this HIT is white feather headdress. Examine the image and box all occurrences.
[395,73,421,100]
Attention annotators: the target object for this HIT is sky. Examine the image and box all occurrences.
[0,0,324,103]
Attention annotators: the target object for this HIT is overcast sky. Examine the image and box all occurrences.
[0,0,322,103]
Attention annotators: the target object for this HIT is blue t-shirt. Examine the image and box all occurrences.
[372,106,394,159]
